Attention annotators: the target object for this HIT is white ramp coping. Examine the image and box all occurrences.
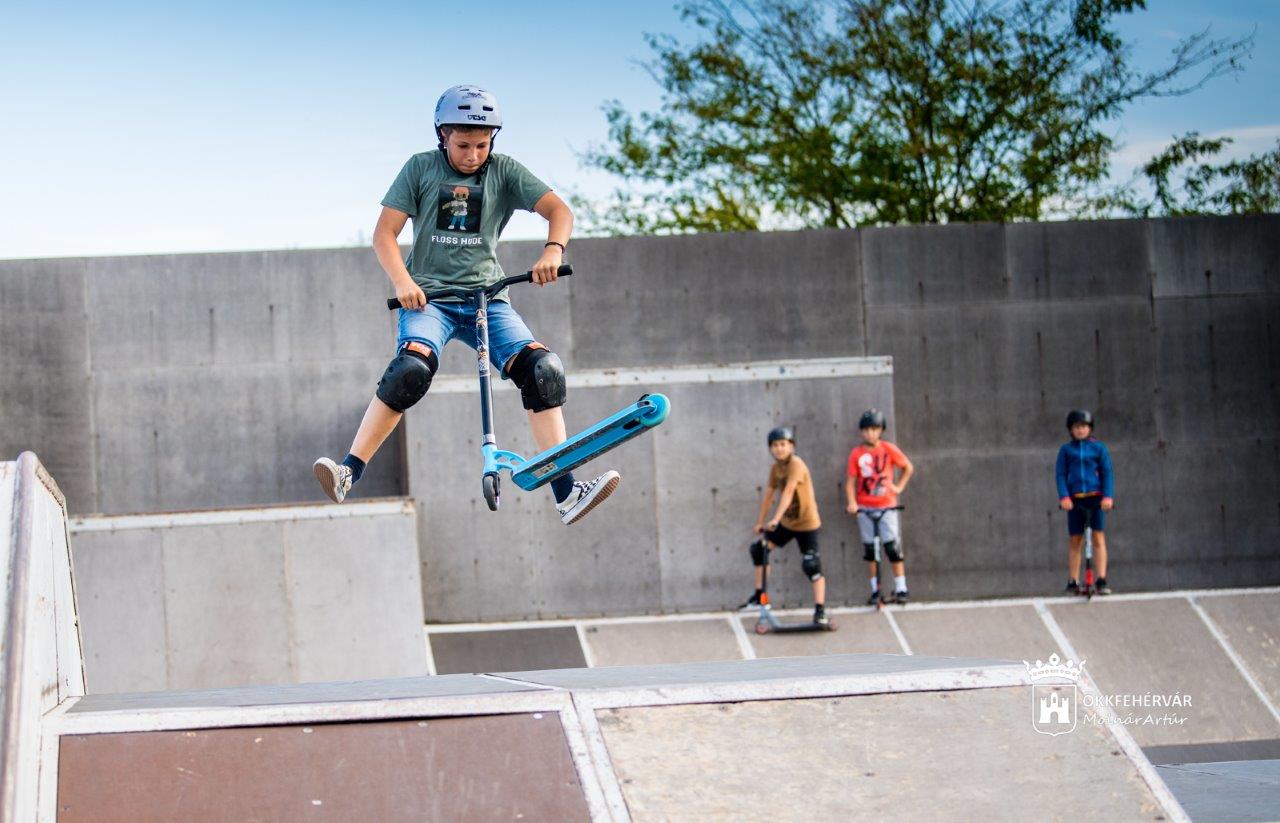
[55,653,1024,737]
[431,355,893,393]
[68,498,413,532]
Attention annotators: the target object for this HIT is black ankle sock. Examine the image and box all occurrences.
[341,454,366,484]
[551,473,576,504]
[815,603,826,614]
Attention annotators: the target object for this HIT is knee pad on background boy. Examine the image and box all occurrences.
[749,538,767,566]
[801,550,823,581]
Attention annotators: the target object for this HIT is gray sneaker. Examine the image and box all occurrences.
[557,470,620,525]
[313,457,353,503]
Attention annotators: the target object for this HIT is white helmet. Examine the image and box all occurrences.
[434,85,503,135]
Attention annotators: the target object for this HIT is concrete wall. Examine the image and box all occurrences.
[4,215,1278,617]
[0,249,404,515]
[68,500,428,693]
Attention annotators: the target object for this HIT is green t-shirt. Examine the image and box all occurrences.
[381,150,551,299]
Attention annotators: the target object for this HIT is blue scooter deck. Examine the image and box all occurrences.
[511,394,670,490]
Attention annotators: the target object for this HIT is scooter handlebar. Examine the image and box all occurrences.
[386,264,573,310]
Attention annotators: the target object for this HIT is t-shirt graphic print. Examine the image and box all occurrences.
[437,183,483,233]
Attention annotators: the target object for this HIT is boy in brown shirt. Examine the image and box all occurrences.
[744,426,827,626]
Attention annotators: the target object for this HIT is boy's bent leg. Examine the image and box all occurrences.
[505,342,621,524]
[314,396,402,504]
[351,396,405,461]
[314,340,439,504]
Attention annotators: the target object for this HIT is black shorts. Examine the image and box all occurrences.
[1067,495,1106,536]
[763,524,819,555]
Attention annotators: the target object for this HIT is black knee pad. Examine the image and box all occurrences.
[507,346,566,412]
[883,540,904,563]
[802,551,823,581]
[376,348,438,412]
[862,543,877,562]
[749,538,767,566]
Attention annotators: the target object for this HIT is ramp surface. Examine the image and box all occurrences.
[49,654,1189,821]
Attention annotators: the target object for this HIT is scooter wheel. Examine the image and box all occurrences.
[482,474,500,511]
[754,623,769,635]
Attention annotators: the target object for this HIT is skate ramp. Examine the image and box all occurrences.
[1,453,84,821]
[47,654,1191,822]
[5,453,1193,821]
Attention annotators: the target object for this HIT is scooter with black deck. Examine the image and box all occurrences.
[749,537,837,634]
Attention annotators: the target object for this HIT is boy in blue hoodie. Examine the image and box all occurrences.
[1056,409,1114,594]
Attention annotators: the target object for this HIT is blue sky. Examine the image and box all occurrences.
[1,0,1275,259]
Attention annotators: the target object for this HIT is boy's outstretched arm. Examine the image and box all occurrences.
[755,487,775,533]
[374,206,425,310]
[845,477,859,514]
[768,479,799,529]
[531,191,572,285]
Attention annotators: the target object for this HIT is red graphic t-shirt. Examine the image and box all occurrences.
[847,441,909,508]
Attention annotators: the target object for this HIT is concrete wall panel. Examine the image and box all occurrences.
[0,259,96,510]
[1005,219,1153,301]
[89,360,398,513]
[83,249,394,370]
[159,521,295,689]
[1151,214,1280,298]
[1153,295,1280,442]
[1155,440,1280,589]
[870,299,1157,450]
[69,503,426,693]
[862,222,1007,306]
[562,229,864,367]
[70,529,170,693]
[281,515,426,684]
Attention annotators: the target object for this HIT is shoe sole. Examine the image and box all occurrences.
[562,474,620,525]
[313,459,345,504]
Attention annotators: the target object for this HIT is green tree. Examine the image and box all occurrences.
[578,0,1252,233]
[1119,132,1280,216]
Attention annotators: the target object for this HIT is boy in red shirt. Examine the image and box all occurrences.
[845,409,914,604]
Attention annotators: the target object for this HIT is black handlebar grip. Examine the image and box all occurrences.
[386,264,574,310]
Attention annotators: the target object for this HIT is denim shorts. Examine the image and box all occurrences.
[396,299,536,375]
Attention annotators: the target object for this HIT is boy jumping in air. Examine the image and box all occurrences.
[744,426,828,627]
[846,409,914,604]
[313,85,618,525]
[1056,409,1114,594]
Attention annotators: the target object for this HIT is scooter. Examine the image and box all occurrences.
[388,265,669,511]
[749,537,836,634]
[861,505,905,610]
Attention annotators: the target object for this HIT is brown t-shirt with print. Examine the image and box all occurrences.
[769,455,821,531]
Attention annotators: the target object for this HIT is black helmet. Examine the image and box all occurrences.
[767,426,795,445]
[858,409,887,430]
[1066,409,1094,430]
